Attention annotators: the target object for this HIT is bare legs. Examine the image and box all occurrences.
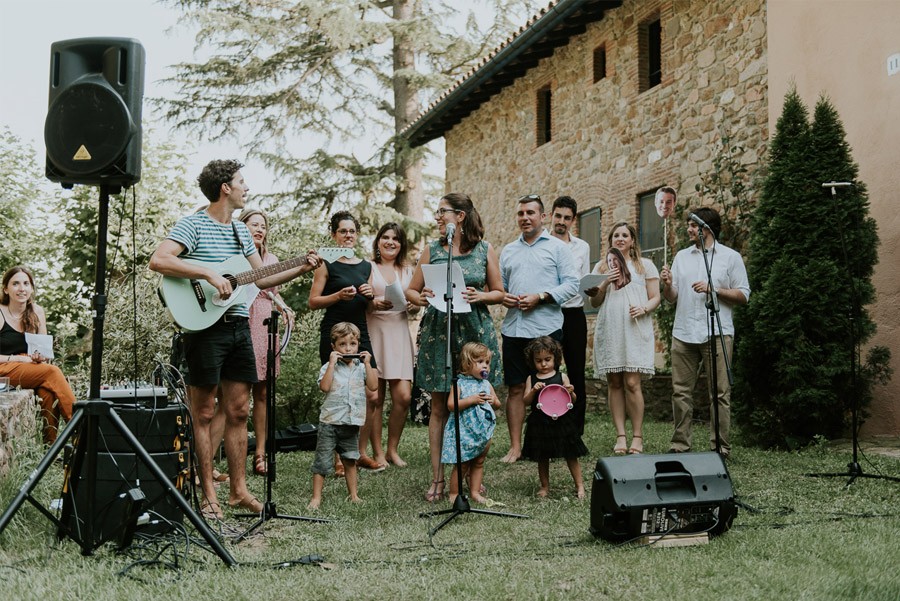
[448,445,490,504]
[369,379,411,467]
[251,382,267,470]
[536,458,585,499]
[189,380,254,515]
[607,371,645,453]
[501,382,525,463]
[426,391,449,499]
[308,457,359,510]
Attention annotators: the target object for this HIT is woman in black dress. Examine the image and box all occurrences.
[309,211,384,472]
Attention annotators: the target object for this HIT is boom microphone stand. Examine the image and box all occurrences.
[0,185,236,565]
[235,305,329,540]
[420,225,527,535]
[806,183,900,487]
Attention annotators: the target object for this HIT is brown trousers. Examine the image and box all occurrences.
[0,360,75,443]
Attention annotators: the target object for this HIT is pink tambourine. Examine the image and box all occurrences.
[537,384,574,420]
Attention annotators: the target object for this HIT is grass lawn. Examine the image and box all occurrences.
[1,412,898,601]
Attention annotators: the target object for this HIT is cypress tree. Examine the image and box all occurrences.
[734,91,887,447]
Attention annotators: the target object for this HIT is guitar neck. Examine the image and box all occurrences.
[234,255,308,286]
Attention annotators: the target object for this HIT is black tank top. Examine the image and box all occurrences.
[0,319,28,355]
[320,260,372,331]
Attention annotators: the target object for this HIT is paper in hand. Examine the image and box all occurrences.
[421,263,472,314]
[25,333,55,360]
[382,279,408,312]
[579,273,608,304]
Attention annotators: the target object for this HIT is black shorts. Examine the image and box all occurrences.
[182,317,258,387]
[502,329,563,386]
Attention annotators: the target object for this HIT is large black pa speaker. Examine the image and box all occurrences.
[590,452,736,542]
[45,37,144,188]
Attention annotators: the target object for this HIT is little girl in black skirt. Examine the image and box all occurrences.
[521,336,588,499]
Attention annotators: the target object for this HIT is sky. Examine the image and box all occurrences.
[0,0,498,197]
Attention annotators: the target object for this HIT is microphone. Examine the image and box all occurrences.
[822,182,853,188]
[266,291,291,314]
[445,222,456,244]
[689,213,710,230]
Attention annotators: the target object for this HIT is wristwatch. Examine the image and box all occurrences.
[538,292,550,304]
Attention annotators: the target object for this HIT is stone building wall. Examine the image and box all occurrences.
[444,0,768,248]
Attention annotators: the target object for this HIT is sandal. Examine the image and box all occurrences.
[254,454,267,476]
[424,479,446,502]
[229,495,263,513]
[199,498,224,520]
[212,469,230,483]
[613,435,628,456]
[628,435,643,455]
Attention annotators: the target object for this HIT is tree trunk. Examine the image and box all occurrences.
[392,0,424,219]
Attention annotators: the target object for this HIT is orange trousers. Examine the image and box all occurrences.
[0,361,75,443]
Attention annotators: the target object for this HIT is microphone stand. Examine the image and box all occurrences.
[806,184,900,487]
[420,232,527,536]
[697,229,733,456]
[235,305,329,540]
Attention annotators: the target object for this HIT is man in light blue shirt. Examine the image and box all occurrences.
[499,195,579,462]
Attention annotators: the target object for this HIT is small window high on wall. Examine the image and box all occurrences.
[536,85,552,146]
[640,17,662,92]
[593,45,607,83]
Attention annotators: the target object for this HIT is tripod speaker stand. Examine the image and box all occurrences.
[419,226,527,535]
[0,185,236,565]
[234,306,329,541]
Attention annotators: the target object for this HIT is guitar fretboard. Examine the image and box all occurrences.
[231,255,310,286]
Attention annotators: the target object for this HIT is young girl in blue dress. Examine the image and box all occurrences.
[522,336,588,499]
[440,342,501,504]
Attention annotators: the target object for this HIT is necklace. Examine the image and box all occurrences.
[4,303,26,320]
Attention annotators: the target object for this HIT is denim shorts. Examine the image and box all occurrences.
[310,423,361,475]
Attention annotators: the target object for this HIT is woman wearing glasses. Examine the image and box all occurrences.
[309,210,385,472]
[407,193,505,502]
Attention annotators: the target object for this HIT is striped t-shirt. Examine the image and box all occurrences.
[167,210,258,317]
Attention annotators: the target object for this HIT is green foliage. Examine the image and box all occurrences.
[0,128,44,268]
[159,0,541,214]
[733,90,889,448]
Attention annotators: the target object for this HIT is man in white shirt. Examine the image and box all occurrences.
[660,207,749,457]
[549,196,591,434]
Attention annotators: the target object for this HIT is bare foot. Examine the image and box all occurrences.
[307,497,321,510]
[536,488,550,498]
[470,494,488,504]
[575,487,586,500]
[500,449,521,463]
[347,495,362,504]
[386,452,407,467]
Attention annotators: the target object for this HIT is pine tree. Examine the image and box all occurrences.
[734,91,889,447]
[159,0,537,219]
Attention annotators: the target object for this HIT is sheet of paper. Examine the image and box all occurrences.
[383,278,408,312]
[579,273,608,304]
[421,263,472,314]
[25,333,55,360]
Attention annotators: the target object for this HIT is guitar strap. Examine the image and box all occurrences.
[232,222,248,254]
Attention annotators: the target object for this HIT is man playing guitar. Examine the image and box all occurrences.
[150,159,319,519]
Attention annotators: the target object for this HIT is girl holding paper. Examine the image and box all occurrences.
[365,222,418,467]
[0,265,75,443]
[587,223,660,455]
[407,193,505,502]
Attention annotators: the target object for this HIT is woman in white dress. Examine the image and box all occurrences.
[366,222,418,467]
[587,222,660,455]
